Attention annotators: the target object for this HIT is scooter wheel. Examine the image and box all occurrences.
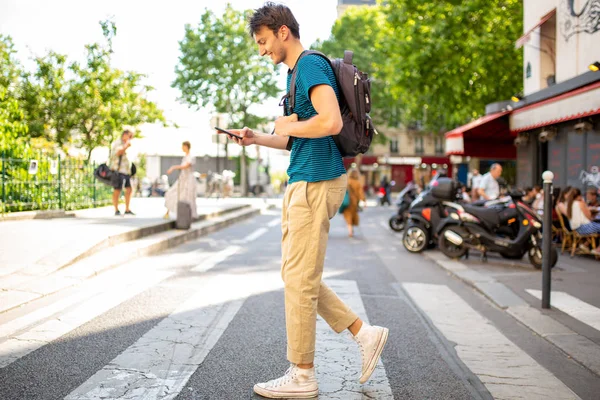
[403,224,429,253]
[438,227,468,259]
[389,216,405,232]
[529,245,558,269]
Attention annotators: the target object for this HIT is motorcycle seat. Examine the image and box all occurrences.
[463,204,500,226]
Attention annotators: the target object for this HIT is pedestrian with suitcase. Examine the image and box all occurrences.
[164,141,197,227]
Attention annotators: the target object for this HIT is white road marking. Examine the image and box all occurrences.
[0,270,172,368]
[191,246,240,272]
[526,289,600,332]
[316,279,393,400]
[267,218,281,228]
[66,271,285,400]
[404,283,580,400]
[242,227,269,243]
[0,263,166,341]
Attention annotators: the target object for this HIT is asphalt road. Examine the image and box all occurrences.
[0,205,598,399]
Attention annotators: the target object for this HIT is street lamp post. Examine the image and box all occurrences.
[541,170,554,309]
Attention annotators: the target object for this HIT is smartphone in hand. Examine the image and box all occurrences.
[214,127,243,140]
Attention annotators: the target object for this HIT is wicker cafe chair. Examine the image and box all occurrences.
[555,209,575,254]
[557,209,600,257]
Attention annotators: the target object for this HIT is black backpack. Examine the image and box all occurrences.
[282,50,377,157]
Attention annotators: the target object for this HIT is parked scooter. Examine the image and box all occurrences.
[436,192,558,269]
[402,177,461,253]
[389,182,419,232]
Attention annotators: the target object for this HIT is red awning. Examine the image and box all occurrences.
[445,110,514,159]
[516,9,556,48]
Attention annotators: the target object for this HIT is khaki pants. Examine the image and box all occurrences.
[281,174,359,364]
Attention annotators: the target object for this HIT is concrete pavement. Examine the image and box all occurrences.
[0,197,276,314]
[424,248,600,378]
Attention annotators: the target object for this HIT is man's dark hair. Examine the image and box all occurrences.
[122,129,132,137]
[182,141,191,149]
[248,2,300,39]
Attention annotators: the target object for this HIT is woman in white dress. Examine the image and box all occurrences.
[164,141,198,219]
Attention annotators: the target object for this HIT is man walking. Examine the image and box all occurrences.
[221,3,388,398]
[469,169,482,200]
[110,130,135,216]
[477,163,502,201]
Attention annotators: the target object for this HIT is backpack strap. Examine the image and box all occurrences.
[287,50,330,113]
[282,50,333,152]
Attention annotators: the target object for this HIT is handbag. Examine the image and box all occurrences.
[94,163,116,186]
[339,190,350,213]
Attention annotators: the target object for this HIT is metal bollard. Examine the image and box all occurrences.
[541,170,554,309]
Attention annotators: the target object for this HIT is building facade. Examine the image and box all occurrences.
[336,0,378,18]
[445,0,600,190]
[513,0,600,189]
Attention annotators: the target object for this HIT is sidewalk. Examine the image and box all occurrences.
[0,197,278,313]
[424,249,600,377]
[0,198,243,276]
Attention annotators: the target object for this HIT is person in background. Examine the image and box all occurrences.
[461,184,471,203]
[470,169,483,200]
[477,164,502,201]
[110,130,135,216]
[586,188,599,219]
[522,187,536,206]
[343,168,366,237]
[566,188,600,255]
[555,186,572,216]
[379,176,391,206]
[163,141,198,220]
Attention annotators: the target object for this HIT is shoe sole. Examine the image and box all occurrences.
[253,385,318,399]
[359,327,389,384]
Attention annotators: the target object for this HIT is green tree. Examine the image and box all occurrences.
[70,21,166,160]
[385,0,523,131]
[0,35,28,152]
[20,52,76,147]
[172,5,280,195]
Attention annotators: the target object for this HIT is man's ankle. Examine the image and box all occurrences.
[297,363,314,369]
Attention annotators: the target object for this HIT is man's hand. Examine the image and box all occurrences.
[167,167,174,175]
[218,127,256,146]
[273,114,298,137]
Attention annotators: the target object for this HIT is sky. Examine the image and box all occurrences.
[0,0,340,171]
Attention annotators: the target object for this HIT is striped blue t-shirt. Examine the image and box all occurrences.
[285,53,346,184]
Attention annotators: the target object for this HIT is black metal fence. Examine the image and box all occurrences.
[1,151,113,213]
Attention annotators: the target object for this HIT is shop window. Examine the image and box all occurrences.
[434,136,444,154]
[415,137,424,155]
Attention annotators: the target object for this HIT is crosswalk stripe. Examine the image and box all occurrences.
[0,263,166,341]
[245,227,268,242]
[316,279,393,399]
[191,245,240,272]
[0,270,172,368]
[66,271,286,400]
[526,289,600,332]
[403,283,580,400]
[267,218,281,228]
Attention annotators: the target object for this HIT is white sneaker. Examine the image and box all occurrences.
[253,364,319,399]
[353,324,389,384]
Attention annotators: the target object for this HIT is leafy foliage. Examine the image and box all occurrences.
[315,1,523,133]
[0,35,28,152]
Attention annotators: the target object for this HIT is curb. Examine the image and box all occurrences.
[59,204,250,270]
[0,209,74,222]
[0,206,263,315]
[423,251,600,377]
